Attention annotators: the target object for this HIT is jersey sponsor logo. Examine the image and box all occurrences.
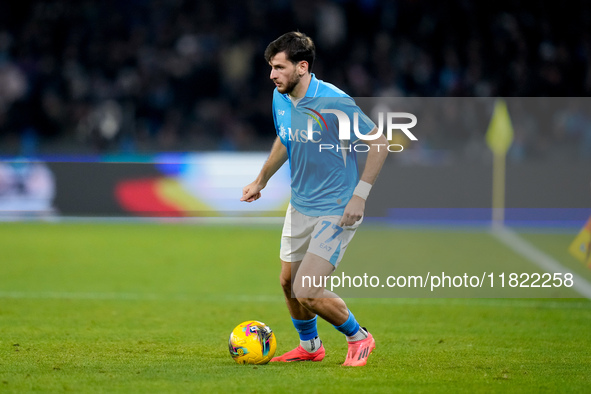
[287,127,322,143]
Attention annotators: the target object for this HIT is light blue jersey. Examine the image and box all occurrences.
[272,74,376,216]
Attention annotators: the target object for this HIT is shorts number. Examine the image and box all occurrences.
[314,220,343,243]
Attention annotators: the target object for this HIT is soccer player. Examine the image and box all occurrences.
[241,32,388,366]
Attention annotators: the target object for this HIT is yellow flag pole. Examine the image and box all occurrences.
[485,99,514,229]
[492,152,506,228]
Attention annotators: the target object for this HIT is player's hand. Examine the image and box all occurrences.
[339,195,365,227]
[241,181,264,202]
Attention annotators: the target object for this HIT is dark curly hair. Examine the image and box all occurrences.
[264,31,315,71]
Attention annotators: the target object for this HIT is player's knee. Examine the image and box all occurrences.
[292,278,322,301]
[279,260,293,291]
[279,272,292,291]
[296,296,319,311]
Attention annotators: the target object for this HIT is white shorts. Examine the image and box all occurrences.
[279,203,362,267]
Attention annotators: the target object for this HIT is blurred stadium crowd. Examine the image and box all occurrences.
[0,0,590,158]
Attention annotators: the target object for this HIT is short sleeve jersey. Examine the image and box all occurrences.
[271,74,376,216]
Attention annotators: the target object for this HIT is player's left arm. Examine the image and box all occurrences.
[339,127,388,227]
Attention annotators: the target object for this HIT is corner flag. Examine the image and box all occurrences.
[486,99,514,226]
[568,216,591,268]
[486,99,514,156]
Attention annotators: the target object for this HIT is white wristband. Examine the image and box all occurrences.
[353,180,372,200]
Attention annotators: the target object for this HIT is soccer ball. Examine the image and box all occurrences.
[228,320,277,364]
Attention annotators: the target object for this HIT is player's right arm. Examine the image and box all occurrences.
[241,136,288,202]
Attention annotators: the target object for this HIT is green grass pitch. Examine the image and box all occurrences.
[0,222,590,393]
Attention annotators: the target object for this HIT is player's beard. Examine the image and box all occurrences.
[278,69,302,95]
